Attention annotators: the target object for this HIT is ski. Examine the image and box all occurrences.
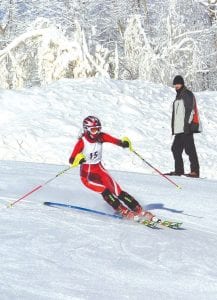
[159,220,183,229]
[139,219,161,229]
[138,218,183,229]
[43,201,161,229]
[43,201,122,219]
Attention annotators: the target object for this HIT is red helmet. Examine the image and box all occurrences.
[83,116,101,136]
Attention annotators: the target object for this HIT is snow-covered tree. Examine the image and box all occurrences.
[122,0,217,90]
[0,18,112,89]
[0,0,217,90]
[199,0,217,23]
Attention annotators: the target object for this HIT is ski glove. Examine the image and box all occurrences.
[121,137,133,151]
[70,153,86,167]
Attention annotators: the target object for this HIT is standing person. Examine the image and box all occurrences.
[167,75,201,178]
[69,116,159,222]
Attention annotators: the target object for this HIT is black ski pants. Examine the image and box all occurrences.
[171,133,199,174]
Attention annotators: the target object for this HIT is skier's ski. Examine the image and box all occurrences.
[43,201,160,229]
[159,220,183,229]
[139,218,182,229]
[44,201,122,219]
[139,218,160,229]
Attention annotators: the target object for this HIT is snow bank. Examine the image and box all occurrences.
[0,78,216,178]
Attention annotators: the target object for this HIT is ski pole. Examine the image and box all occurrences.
[7,165,72,208]
[132,149,182,189]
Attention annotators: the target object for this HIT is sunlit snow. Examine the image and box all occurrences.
[1,78,217,299]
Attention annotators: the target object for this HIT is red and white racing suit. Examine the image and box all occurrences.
[69,132,123,196]
[69,132,156,220]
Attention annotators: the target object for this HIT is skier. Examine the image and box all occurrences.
[69,116,159,222]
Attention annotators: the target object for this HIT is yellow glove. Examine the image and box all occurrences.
[121,137,133,152]
[71,153,86,168]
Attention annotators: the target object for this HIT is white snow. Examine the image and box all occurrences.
[1,78,217,178]
[1,78,217,299]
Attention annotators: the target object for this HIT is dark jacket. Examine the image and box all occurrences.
[171,86,201,135]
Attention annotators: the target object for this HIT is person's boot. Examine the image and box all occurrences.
[134,205,161,222]
[117,204,140,221]
[164,171,183,176]
[185,171,199,178]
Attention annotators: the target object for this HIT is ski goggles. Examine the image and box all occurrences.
[88,126,101,134]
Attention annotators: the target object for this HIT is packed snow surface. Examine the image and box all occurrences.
[0,78,217,299]
[1,161,217,300]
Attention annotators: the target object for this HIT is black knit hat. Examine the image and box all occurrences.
[173,75,184,85]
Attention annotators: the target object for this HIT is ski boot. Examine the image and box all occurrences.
[134,205,161,223]
[117,204,140,221]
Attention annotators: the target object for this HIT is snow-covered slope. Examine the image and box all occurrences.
[1,161,217,299]
[0,78,217,178]
[1,78,217,299]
